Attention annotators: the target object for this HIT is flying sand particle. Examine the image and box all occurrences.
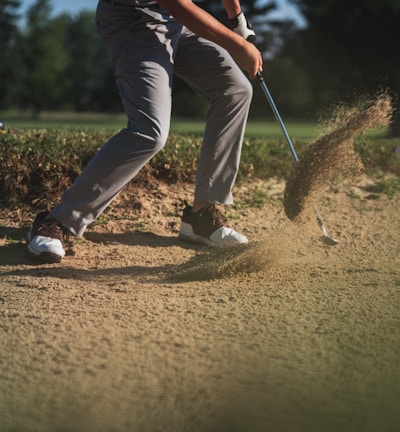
[172,93,393,281]
[283,93,393,221]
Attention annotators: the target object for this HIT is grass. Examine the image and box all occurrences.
[0,110,320,139]
[1,112,399,208]
[362,175,400,197]
[0,111,127,132]
[173,118,321,140]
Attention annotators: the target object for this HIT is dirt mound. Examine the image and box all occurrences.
[283,93,393,220]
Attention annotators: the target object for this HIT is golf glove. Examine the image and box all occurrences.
[230,12,256,43]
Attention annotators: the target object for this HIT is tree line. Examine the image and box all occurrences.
[1,0,119,115]
[1,0,399,135]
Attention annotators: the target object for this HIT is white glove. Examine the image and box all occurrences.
[230,12,256,43]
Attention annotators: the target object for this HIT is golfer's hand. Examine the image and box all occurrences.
[230,12,256,44]
[233,39,263,80]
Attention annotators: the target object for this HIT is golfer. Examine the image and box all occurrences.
[27,0,263,263]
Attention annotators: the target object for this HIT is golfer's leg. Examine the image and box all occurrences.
[174,28,253,205]
[51,4,180,236]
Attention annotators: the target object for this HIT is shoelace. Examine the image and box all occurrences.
[38,219,69,242]
[200,205,227,227]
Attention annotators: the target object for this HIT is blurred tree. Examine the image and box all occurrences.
[5,0,312,119]
[64,11,118,112]
[280,0,400,134]
[0,0,22,108]
[20,0,69,116]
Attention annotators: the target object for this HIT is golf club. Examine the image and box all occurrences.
[257,72,338,246]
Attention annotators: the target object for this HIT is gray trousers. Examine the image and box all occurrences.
[52,1,253,236]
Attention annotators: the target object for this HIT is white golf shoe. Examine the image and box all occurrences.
[27,211,69,263]
[179,203,248,247]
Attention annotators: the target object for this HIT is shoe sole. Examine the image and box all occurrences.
[27,247,63,264]
[26,232,64,263]
[178,232,214,247]
[179,222,248,248]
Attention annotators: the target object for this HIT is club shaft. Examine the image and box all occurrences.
[257,73,299,163]
[257,73,335,241]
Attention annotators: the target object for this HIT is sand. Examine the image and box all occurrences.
[283,93,393,221]
[1,174,399,432]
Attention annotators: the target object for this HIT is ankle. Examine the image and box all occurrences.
[192,202,211,213]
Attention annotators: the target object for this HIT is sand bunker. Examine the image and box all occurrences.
[283,93,393,220]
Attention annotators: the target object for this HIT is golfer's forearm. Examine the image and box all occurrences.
[156,0,246,55]
[221,0,241,19]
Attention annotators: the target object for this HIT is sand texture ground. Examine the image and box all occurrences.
[1,174,399,432]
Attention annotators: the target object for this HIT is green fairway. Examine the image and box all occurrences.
[0,111,320,140]
[171,119,320,139]
[0,112,127,132]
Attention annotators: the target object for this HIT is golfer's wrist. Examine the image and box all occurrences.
[230,12,244,28]
[225,32,248,57]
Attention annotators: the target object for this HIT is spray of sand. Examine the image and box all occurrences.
[170,243,272,282]
[172,93,393,282]
[170,223,307,282]
[283,92,393,221]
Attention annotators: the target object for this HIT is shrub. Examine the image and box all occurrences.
[0,129,109,206]
[1,128,399,208]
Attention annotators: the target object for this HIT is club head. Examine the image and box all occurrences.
[322,235,339,246]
